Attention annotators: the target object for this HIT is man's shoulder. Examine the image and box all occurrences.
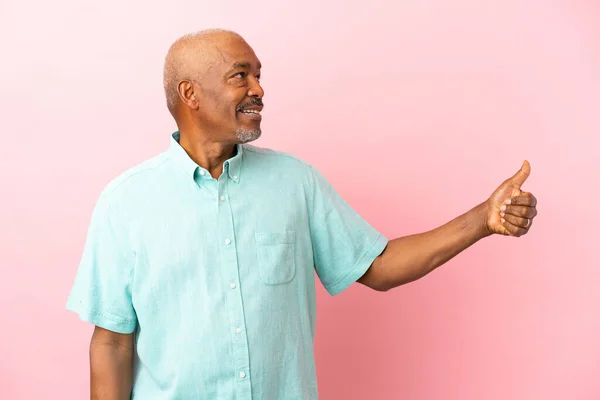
[99,151,171,203]
[242,144,314,171]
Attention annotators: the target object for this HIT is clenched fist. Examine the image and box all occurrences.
[485,161,538,237]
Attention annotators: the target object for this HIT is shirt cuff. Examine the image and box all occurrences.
[66,298,137,334]
[324,232,388,296]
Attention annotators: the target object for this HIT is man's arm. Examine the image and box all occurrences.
[359,161,537,292]
[359,202,490,291]
[90,326,134,400]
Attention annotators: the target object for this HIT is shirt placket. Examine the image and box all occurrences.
[217,165,252,400]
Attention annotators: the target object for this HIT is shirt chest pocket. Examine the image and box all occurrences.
[255,231,296,285]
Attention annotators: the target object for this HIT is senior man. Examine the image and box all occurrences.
[66,29,538,400]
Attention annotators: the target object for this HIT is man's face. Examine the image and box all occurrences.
[193,37,264,144]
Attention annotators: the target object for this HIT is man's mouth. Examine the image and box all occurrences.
[237,104,263,120]
[238,109,261,115]
[237,98,263,119]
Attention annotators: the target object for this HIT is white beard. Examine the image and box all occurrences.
[235,128,261,143]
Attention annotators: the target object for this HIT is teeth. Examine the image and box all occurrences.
[241,109,260,114]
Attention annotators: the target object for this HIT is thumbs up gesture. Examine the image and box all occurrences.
[485,161,538,237]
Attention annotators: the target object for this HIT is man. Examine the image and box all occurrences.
[66,29,538,400]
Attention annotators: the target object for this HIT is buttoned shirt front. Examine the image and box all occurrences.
[66,131,388,399]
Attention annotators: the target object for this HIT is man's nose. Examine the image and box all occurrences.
[248,77,264,98]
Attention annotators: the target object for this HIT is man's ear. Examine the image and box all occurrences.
[177,80,200,111]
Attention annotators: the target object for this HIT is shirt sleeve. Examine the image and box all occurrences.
[307,166,388,296]
[66,191,137,334]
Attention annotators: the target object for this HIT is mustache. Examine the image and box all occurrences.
[237,98,263,111]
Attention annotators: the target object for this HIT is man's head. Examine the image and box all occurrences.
[163,29,264,144]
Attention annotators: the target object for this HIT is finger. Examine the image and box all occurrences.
[501,204,537,219]
[507,160,531,189]
[502,213,531,229]
[501,218,527,237]
[507,192,537,207]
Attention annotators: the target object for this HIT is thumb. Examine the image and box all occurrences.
[508,160,531,189]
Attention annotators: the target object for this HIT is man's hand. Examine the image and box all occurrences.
[484,160,538,237]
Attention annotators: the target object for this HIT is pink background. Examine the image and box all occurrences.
[1,0,599,399]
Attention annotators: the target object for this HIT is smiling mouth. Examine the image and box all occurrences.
[237,107,262,121]
[238,109,261,115]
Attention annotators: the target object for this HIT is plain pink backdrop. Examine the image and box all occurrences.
[1,0,599,399]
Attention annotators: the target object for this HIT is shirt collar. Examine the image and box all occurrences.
[168,131,243,184]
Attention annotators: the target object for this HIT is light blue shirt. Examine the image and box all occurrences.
[66,131,388,399]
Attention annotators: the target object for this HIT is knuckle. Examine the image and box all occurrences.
[531,195,537,206]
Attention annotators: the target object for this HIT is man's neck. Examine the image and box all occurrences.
[178,131,237,180]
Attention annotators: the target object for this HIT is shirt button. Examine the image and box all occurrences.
[236,327,242,334]
[220,195,225,201]
[199,170,205,176]
[229,283,236,289]
[239,371,246,378]
[225,238,231,245]
[233,175,238,180]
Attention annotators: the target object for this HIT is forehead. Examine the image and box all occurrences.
[212,37,261,70]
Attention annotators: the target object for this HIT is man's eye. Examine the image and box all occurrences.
[234,72,246,78]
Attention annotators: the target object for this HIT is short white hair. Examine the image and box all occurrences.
[162,29,243,117]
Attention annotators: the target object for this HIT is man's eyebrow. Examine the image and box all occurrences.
[226,61,262,74]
